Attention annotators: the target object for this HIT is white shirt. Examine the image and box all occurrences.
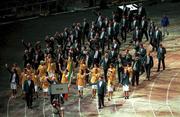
[105,58,108,63]
[156,31,158,38]
[99,81,103,87]
[114,43,117,49]
[142,20,145,27]
[28,80,31,86]
[108,27,111,35]
[136,30,139,38]
[133,20,136,27]
[147,56,150,64]
[113,22,116,29]
[100,32,104,39]
[94,51,98,58]
[11,74,16,83]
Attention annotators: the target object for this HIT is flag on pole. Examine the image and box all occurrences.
[68,61,73,82]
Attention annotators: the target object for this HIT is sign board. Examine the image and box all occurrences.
[50,84,68,94]
[118,4,138,11]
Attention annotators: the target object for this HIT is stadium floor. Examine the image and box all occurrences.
[0,2,180,117]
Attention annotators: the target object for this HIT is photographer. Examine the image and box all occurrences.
[52,99,64,117]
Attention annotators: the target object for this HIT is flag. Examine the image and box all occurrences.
[68,61,73,82]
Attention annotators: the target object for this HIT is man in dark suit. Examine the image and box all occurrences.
[131,16,139,31]
[23,75,35,109]
[97,76,106,109]
[113,19,120,44]
[144,52,154,80]
[140,17,149,41]
[82,18,89,44]
[132,27,142,43]
[99,28,107,53]
[121,15,128,42]
[138,4,147,22]
[157,44,166,72]
[107,23,113,49]
[154,27,162,51]
[131,53,141,86]
[100,53,110,82]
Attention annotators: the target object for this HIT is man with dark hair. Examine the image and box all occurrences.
[97,76,106,109]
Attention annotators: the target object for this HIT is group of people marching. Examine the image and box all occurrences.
[6,3,168,110]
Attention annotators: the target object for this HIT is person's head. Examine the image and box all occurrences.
[126,49,129,54]
[105,53,108,58]
[27,75,31,80]
[140,44,144,48]
[160,44,163,48]
[99,76,103,81]
[110,63,113,68]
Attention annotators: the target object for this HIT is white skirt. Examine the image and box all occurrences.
[92,85,97,89]
[78,86,84,91]
[10,83,17,90]
[123,85,129,92]
[43,88,48,93]
[107,86,113,92]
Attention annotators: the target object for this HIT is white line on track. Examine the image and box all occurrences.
[96,95,101,117]
[149,76,158,117]
[130,89,137,117]
[24,103,27,117]
[43,98,46,117]
[113,98,117,112]
[79,98,82,117]
[149,62,176,117]
[166,72,179,117]
[7,97,12,117]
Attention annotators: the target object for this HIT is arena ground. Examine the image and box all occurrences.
[0,1,180,117]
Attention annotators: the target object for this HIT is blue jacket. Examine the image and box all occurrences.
[161,16,169,27]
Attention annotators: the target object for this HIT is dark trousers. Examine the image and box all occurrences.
[118,67,123,83]
[158,58,165,71]
[145,64,151,79]
[25,93,33,108]
[113,33,120,45]
[131,70,139,86]
[141,30,149,41]
[121,27,127,42]
[98,94,104,108]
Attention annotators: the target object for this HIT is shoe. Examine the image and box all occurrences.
[125,97,127,99]
[98,107,101,109]
[108,98,110,101]
[127,96,129,99]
